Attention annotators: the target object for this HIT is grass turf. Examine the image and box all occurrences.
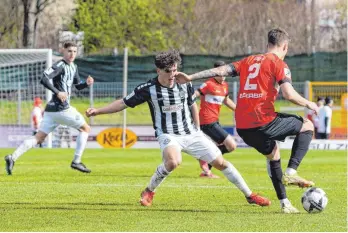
[0,148,346,231]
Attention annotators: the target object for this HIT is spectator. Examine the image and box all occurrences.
[317,97,333,139]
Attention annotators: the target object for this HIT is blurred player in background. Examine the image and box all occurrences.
[57,125,72,148]
[317,96,333,139]
[31,97,44,147]
[86,49,270,208]
[175,28,319,213]
[5,41,94,175]
[306,96,324,138]
[195,61,236,178]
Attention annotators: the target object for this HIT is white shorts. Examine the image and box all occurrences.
[157,131,221,163]
[39,107,86,134]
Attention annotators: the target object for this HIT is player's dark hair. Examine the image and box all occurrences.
[214,60,225,68]
[268,28,290,47]
[325,96,333,105]
[154,49,181,70]
[63,41,77,48]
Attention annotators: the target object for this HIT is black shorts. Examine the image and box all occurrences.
[237,113,303,155]
[317,133,329,139]
[200,121,229,144]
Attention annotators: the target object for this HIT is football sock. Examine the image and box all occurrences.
[147,163,171,192]
[280,198,291,206]
[267,159,287,200]
[218,145,229,154]
[11,137,37,161]
[222,161,252,197]
[73,131,89,164]
[288,130,313,170]
[285,167,297,176]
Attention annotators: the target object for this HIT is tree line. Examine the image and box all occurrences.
[0,0,346,56]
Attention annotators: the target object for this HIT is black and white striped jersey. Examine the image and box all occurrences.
[40,59,88,112]
[123,77,198,137]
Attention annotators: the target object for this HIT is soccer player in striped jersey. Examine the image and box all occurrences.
[195,61,237,178]
[175,28,319,213]
[5,41,94,174]
[86,49,270,207]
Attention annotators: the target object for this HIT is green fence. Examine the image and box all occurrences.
[74,52,347,82]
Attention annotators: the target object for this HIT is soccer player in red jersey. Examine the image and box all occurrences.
[175,28,319,213]
[195,61,237,178]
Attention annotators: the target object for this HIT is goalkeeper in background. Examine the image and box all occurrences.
[5,41,94,175]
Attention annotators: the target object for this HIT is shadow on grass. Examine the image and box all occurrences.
[0,202,302,214]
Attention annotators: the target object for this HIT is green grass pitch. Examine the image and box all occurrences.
[0,148,346,231]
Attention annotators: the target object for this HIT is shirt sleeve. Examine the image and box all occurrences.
[40,61,64,94]
[123,83,150,108]
[73,66,88,90]
[187,82,196,106]
[43,60,64,80]
[232,59,243,76]
[274,61,292,85]
[197,81,210,96]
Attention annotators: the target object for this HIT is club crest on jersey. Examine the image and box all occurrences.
[284,68,291,79]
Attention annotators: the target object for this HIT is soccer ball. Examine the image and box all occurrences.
[301,187,328,213]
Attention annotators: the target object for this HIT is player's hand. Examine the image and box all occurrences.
[86,108,98,117]
[57,92,68,102]
[86,75,94,86]
[306,101,319,115]
[175,72,192,84]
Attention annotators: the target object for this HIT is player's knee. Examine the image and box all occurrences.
[223,136,237,152]
[165,159,181,171]
[301,118,314,132]
[80,124,91,133]
[265,143,280,161]
[35,131,47,144]
[210,156,225,170]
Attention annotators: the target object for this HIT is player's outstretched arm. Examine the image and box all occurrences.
[85,99,127,117]
[176,64,238,84]
[280,83,319,114]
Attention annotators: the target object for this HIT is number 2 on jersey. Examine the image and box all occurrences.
[244,63,261,90]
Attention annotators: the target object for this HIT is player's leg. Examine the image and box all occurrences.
[271,115,315,188]
[5,112,56,175]
[286,118,313,174]
[187,131,270,206]
[140,134,182,206]
[198,122,236,178]
[237,128,297,212]
[265,143,299,213]
[58,107,91,173]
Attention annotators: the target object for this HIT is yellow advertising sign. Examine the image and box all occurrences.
[96,128,137,148]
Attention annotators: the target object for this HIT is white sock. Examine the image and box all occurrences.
[280,198,291,207]
[147,163,170,192]
[12,137,38,161]
[222,161,252,197]
[285,168,297,176]
[73,131,88,164]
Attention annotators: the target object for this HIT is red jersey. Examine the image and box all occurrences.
[233,53,291,129]
[198,78,229,125]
